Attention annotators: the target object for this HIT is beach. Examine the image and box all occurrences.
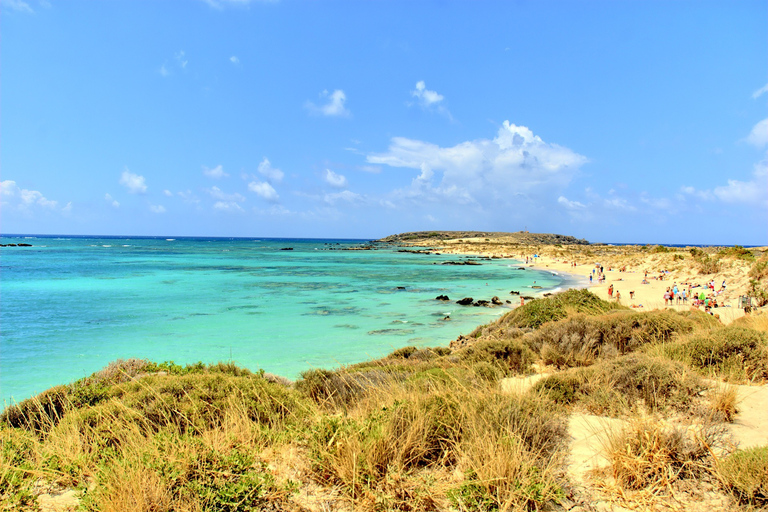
[388,233,764,325]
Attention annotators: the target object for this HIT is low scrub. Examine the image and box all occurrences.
[603,419,726,491]
[528,310,713,369]
[308,381,567,510]
[498,289,623,330]
[534,354,704,416]
[717,446,768,507]
[653,325,768,382]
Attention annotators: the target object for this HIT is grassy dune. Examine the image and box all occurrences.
[2,288,767,511]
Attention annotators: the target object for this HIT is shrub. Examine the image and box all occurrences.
[651,245,671,253]
[718,446,768,507]
[718,245,755,261]
[527,310,707,369]
[535,354,703,416]
[604,419,725,491]
[697,255,721,275]
[455,338,535,376]
[674,326,768,382]
[500,289,621,330]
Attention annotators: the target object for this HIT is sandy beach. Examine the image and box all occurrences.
[398,233,765,325]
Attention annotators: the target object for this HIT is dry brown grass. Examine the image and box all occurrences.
[601,418,727,492]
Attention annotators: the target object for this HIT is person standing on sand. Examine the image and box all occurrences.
[608,284,614,297]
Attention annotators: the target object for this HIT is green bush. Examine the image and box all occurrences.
[534,354,703,416]
[678,326,768,381]
[500,289,622,330]
[718,245,755,261]
[527,310,709,369]
[718,446,768,507]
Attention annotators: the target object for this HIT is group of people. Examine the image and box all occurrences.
[663,280,726,313]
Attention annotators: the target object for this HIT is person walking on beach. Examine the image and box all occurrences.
[608,284,613,298]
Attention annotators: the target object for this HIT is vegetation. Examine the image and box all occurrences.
[2,289,766,511]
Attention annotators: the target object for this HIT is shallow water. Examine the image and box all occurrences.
[0,236,568,405]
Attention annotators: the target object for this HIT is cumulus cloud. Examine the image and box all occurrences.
[412,80,444,107]
[410,81,452,119]
[746,118,768,148]
[203,164,229,179]
[230,56,240,65]
[248,181,279,201]
[306,89,350,117]
[207,186,245,203]
[105,193,120,208]
[368,120,587,207]
[119,170,147,194]
[1,180,59,210]
[163,190,173,197]
[258,158,284,183]
[149,204,166,214]
[324,169,347,188]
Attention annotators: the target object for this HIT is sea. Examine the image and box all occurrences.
[0,235,578,407]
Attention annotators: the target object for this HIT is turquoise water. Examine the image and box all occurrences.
[0,236,570,406]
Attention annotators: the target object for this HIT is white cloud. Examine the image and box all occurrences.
[603,197,636,211]
[324,169,348,188]
[163,189,173,197]
[0,180,17,196]
[412,81,444,107]
[1,180,59,210]
[3,0,34,13]
[178,190,201,205]
[306,89,350,117]
[358,165,381,174]
[230,56,240,65]
[746,118,768,148]
[213,201,245,212]
[752,83,768,99]
[410,81,452,119]
[712,158,767,204]
[203,164,229,179]
[557,196,586,209]
[258,158,284,183]
[105,193,120,208]
[207,186,245,202]
[368,120,587,207]
[119,170,147,194]
[324,190,362,205]
[159,64,170,77]
[149,204,166,214]
[203,0,265,8]
[175,50,188,69]
[248,181,279,201]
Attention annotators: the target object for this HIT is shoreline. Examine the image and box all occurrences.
[397,235,763,325]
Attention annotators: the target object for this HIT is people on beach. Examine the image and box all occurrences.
[608,284,614,298]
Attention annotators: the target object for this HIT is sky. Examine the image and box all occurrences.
[1,0,766,244]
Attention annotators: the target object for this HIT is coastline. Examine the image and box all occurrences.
[394,234,762,325]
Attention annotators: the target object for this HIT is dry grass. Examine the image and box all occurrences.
[708,386,739,423]
[602,418,727,492]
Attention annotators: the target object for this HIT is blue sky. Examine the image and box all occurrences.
[2,0,766,244]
